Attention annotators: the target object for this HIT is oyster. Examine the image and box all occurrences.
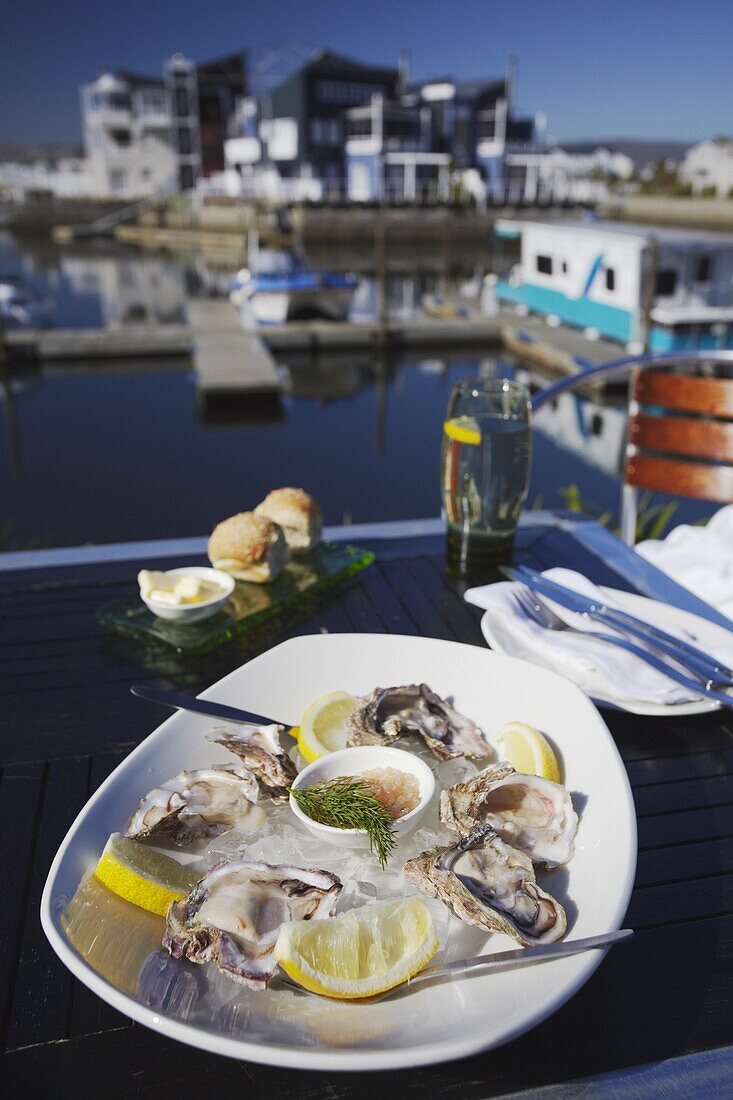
[126,765,265,844]
[163,859,342,988]
[207,724,296,802]
[348,684,492,760]
[404,824,567,946]
[440,762,578,868]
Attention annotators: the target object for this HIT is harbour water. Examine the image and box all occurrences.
[0,233,718,550]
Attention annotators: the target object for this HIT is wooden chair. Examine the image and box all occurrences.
[621,369,733,544]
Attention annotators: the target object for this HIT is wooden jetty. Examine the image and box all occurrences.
[3,300,632,399]
[185,300,280,399]
[499,310,630,392]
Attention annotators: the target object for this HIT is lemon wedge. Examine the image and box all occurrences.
[497,720,562,783]
[443,415,482,445]
[274,897,439,1000]
[93,833,199,917]
[296,690,359,763]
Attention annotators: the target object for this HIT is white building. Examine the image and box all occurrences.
[81,70,178,199]
[0,157,93,200]
[679,140,733,197]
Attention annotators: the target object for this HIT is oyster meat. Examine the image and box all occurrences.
[440,762,578,868]
[404,824,567,946]
[348,683,492,760]
[126,765,265,844]
[163,859,342,988]
[207,724,296,802]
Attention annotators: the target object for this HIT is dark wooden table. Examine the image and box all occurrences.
[2,515,732,1098]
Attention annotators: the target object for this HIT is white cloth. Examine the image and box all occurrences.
[465,568,733,706]
[636,504,733,620]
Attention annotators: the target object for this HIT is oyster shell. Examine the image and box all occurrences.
[404,824,567,946]
[126,765,265,844]
[163,859,342,988]
[207,724,296,802]
[348,683,492,760]
[440,762,578,868]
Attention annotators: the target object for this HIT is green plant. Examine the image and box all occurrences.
[552,483,684,543]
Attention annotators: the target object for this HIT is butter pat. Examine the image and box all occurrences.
[138,570,223,606]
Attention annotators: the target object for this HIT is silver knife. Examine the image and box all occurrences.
[130,683,291,730]
[277,928,634,1001]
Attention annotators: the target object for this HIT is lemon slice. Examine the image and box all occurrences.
[297,690,359,763]
[444,415,482,445]
[274,897,439,1000]
[497,721,562,783]
[93,833,199,917]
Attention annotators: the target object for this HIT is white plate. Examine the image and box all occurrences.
[41,634,636,1072]
[482,587,732,717]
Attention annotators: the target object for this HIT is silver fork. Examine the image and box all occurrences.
[272,928,633,1002]
[512,588,733,709]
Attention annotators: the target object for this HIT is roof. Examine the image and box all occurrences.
[114,69,165,89]
[407,76,505,100]
[305,49,398,79]
[501,217,733,248]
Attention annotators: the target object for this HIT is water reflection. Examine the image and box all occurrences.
[0,233,717,550]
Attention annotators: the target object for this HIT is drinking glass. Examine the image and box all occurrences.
[441,378,532,574]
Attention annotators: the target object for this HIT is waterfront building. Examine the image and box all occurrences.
[679,139,733,197]
[81,53,246,198]
[225,50,399,198]
[81,70,177,198]
[344,95,451,202]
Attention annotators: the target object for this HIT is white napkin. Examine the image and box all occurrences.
[465,568,733,706]
[636,504,733,619]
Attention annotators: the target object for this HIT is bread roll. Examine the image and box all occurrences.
[208,512,290,583]
[254,488,322,554]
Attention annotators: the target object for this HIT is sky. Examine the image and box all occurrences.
[3,0,733,145]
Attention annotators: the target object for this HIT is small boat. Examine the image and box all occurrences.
[0,276,53,329]
[230,249,357,328]
[494,218,733,352]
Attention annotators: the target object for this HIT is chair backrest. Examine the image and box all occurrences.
[625,370,733,504]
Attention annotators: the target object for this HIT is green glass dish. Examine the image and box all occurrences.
[95,542,374,654]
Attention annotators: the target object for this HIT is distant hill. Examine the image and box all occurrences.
[557,139,693,165]
[0,139,84,164]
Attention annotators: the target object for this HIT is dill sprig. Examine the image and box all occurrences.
[292,777,397,868]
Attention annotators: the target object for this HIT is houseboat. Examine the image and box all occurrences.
[230,249,358,328]
[494,219,733,352]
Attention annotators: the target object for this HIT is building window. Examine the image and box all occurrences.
[605,267,616,291]
[655,269,677,296]
[562,260,568,274]
[695,256,711,282]
[109,169,127,192]
[536,254,553,275]
[177,127,192,155]
[109,129,131,147]
[316,80,384,106]
[310,118,341,145]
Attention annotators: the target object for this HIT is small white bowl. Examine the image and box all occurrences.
[289,745,435,850]
[140,566,234,623]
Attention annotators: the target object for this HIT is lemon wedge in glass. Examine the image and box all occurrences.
[296,690,359,763]
[443,415,482,446]
[93,833,199,917]
[274,897,439,1000]
[496,720,562,783]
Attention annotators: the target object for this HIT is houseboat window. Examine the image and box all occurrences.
[605,268,616,291]
[536,255,553,275]
[562,261,568,274]
[655,269,677,296]
[695,256,711,282]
